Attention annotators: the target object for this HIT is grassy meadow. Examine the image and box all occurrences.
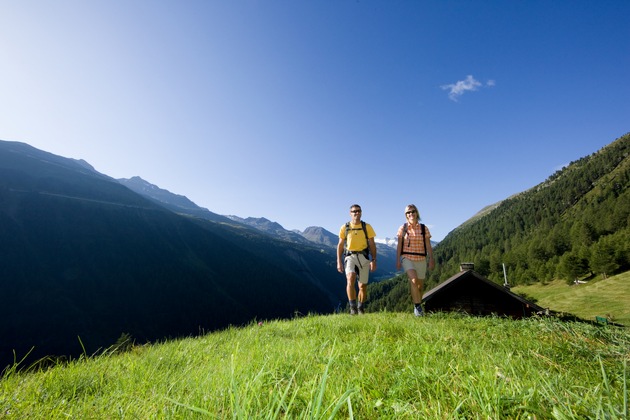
[2,312,628,419]
[512,271,630,326]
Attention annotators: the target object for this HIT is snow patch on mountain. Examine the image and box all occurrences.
[374,237,398,248]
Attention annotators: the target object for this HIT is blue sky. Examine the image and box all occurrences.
[1,1,628,241]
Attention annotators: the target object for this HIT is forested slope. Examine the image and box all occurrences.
[370,133,630,310]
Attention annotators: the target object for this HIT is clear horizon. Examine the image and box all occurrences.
[1,1,628,241]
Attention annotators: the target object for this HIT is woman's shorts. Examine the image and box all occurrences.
[344,253,371,284]
[401,257,428,279]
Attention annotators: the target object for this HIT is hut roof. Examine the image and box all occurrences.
[422,268,544,318]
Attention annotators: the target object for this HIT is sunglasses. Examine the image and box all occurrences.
[405,211,417,215]
[350,210,362,213]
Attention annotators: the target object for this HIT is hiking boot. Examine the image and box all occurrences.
[349,306,358,315]
[357,306,365,315]
[414,306,424,317]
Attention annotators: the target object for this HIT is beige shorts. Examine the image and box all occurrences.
[401,257,428,279]
[344,253,371,284]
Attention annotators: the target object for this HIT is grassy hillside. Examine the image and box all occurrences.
[512,271,630,326]
[370,269,630,326]
[2,314,628,418]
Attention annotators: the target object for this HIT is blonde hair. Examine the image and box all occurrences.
[405,204,421,220]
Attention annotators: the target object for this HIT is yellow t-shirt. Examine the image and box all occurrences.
[339,222,376,251]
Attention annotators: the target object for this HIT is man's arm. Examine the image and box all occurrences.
[368,237,377,272]
[337,237,345,273]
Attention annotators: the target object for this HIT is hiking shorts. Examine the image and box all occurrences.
[344,253,371,284]
[401,257,428,279]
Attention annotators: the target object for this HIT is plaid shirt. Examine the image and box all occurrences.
[397,222,430,261]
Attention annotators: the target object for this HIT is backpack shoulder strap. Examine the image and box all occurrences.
[344,221,370,256]
[362,221,371,257]
[421,223,428,253]
[401,222,428,257]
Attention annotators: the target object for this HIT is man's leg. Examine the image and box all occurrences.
[346,272,357,301]
[357,282,368,314]
[355,255,370,314]
[346,272,358,314]
[358,282,368,304]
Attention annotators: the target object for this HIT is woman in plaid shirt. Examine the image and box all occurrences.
[396,204,435,316]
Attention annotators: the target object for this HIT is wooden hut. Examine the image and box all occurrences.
[422,263,544,319]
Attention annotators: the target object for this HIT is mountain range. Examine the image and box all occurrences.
[4,132,627,369]
[0,140,359,369]
[118,175,400,278]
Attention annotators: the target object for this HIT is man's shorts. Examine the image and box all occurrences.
[344,253,371,285]
[401,257,428,279]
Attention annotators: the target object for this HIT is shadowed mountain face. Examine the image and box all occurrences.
[119,177,400,280]
[118,176,233,223]
[0,141,344,370]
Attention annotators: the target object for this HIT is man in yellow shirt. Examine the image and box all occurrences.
[337,204,377,315]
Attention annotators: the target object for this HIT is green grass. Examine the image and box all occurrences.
[513,271,630,326]
[2,313,628,418]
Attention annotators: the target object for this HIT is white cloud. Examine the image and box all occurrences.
[441,75,494,101]
[441,75,481,101]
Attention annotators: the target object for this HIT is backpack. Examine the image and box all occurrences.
[344,221,370,258]
[401,222,427,256]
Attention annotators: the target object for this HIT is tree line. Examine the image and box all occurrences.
[370,133,630,311]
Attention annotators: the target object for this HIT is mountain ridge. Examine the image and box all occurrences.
[6,132,627,369]
[119,178,399,279]
[369,133,630,312]
[0,140,345,369]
